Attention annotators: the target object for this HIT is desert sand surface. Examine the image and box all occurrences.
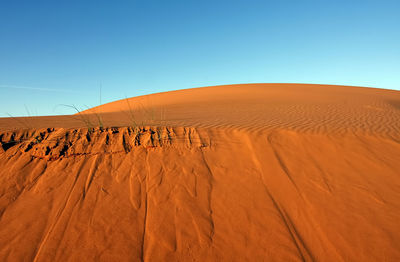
[0,83,400,261]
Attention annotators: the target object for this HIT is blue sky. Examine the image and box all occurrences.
[1,0,399,116]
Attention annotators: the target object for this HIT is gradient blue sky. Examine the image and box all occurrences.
[1,0,399,116]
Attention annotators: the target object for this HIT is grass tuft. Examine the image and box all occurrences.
[59,104,94,131]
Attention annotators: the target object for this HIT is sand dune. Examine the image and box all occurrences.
[0,84,400,261]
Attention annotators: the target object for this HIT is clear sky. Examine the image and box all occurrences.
[1,0,399,116]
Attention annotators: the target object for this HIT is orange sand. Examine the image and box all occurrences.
[0,83,399,261]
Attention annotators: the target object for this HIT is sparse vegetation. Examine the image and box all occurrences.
[59,104,94,132]
[4,93,169,148]
[5,112,31,129]
[84,105,104,129]
[124,96,167,139]
[125,96,140,134]
[4,104,37,129]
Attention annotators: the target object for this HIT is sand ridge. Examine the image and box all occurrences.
[2,83,400,137]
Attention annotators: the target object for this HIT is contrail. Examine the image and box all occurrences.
[0,84,78,93]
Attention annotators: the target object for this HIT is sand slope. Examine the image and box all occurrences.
[0,84,400,261]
